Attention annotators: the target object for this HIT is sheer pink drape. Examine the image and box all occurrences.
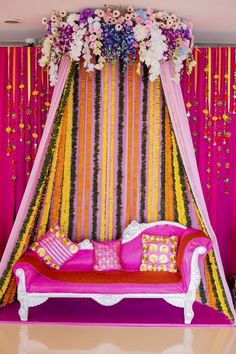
[0,56,71,276]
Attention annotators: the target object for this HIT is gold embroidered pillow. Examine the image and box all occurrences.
[140,234,178,272]
[30,224,79,269]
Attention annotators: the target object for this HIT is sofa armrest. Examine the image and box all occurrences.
[13,261,39,292]
[177,233,212,291]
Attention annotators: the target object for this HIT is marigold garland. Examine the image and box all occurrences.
[60,85,74,234]
[153,77,161,221]
[159,89,166,220]
[171,131,187,225]
[68,65,79,237]
[100,63,109,242]
[108,63,116,240]
[147,80,154,221]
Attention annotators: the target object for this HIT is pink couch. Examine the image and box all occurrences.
[14,221,212,323]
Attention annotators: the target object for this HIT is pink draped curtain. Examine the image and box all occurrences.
[181,47,236,276]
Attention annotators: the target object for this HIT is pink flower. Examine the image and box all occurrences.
[126,20,133,27]
[127,6,134,13]
[73,25,79,31]
[89,34,96,42]
[112,10,120,18]
[90,42,95,49]
[136,17,143,24]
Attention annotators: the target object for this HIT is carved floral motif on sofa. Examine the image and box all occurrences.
[13,221,212,324]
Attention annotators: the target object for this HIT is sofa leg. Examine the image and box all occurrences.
[18,297,29,321]
[184,299,194,324]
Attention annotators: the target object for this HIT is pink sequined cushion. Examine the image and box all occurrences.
[140,234,179,272]
[92,240,123,271]
[30,224,79,269]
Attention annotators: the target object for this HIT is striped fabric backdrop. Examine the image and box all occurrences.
[34,61,198,244]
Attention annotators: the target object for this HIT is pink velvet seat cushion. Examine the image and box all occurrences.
[29,224,79,269]
[92,240,123,271]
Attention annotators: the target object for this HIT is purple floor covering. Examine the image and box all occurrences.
[0,298,233,326]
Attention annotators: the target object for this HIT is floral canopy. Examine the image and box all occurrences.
[39,6,195,85]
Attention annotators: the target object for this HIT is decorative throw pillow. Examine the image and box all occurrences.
[92,240,123,271]
[30,224,79,269]
[140,234,178,272]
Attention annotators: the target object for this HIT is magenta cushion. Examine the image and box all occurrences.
[121,224,185,271]
[140,234,178,272]
[92,240,123,271]
[30,224,79,269]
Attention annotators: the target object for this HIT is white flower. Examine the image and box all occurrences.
[38,55,49,67]
[49,61,58,86]
[93,21,101,30]
[133,24,147,42]
[67,13,78,26]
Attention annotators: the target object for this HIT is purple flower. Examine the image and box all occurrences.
[79,8,95,23]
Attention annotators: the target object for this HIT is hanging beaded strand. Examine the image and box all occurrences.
[6,47,12,156]
[192,47,199,154]
[19,47,25,142]
[203,49,211,200]
[223,48,232,195]
[32,48,39,158]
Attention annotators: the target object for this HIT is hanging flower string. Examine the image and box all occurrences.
[39,6,195,85]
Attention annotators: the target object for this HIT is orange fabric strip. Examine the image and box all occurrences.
[76,66,86,242]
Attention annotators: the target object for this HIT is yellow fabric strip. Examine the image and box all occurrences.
[100,64,109,241]
[12,47,16,106]
[50,106,68,225]
[76,66,86,242]
[228,47,231,111]
[108,63,116,240]
[153,77,161,221]
[125,63,134,226]
[194,48,198,94]
[218,47,221,93]
[171,132,187,225]
[83,73,93,239]
[164,108,174,221]
[208,48,211,114]
[60,85,73,234]
[147,81,154,221]
[27,47,31,104]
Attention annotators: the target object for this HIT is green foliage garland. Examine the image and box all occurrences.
[116,60,125,238]
[139,64,149,223]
